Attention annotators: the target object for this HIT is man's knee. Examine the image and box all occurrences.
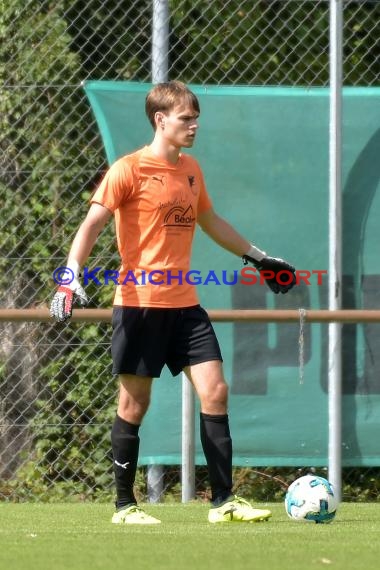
[200,381,229,414]
[213,381,229,405]
[117,375,152,423]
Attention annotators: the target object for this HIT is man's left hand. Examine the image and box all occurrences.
[242,255,297,294]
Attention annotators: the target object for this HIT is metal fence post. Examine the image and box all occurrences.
[146,0,170,502]
[147,464,164,503]
[181,372,195,502]
[152,0,169,83]
[328,0,343,502]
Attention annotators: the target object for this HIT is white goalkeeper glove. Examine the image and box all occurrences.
[50,260,88,322]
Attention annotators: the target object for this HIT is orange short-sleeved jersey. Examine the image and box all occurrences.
[91,146,212,307]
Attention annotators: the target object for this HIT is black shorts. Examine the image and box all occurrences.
[111,305,222,377]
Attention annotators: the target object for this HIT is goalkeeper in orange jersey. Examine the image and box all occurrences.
[51,80,296,524]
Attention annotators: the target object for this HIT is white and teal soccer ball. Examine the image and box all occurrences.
[285,474,338,523]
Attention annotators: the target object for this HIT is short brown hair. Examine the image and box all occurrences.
[145,80,200,129]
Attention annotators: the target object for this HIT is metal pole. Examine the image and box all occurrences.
[181,372,195,502]
[328,0,343,501]
[147,0,169,501]
[3,308,380,323]
[152,0,169,83]
[147,464,164,503]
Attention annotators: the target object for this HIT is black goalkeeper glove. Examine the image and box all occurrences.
[242,254,297,294]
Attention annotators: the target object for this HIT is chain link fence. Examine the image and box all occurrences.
[1,0,380,502]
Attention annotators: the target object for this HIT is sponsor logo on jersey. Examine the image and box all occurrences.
[163,205,196,228]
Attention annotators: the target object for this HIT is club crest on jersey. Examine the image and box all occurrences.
[163,204,196,228]
[188,175,198,196]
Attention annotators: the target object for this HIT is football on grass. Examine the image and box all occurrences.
[285,474,338,523]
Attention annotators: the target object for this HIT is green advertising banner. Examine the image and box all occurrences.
[84,81,380,467]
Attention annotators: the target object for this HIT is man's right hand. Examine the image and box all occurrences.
[50,264,88,322]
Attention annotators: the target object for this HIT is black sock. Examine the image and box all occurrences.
[111,415,140,509]
[200,412,233,506]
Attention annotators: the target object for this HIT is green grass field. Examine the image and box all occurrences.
[1,502,379,570]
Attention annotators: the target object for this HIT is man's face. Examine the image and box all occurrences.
[159,103,199,148]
